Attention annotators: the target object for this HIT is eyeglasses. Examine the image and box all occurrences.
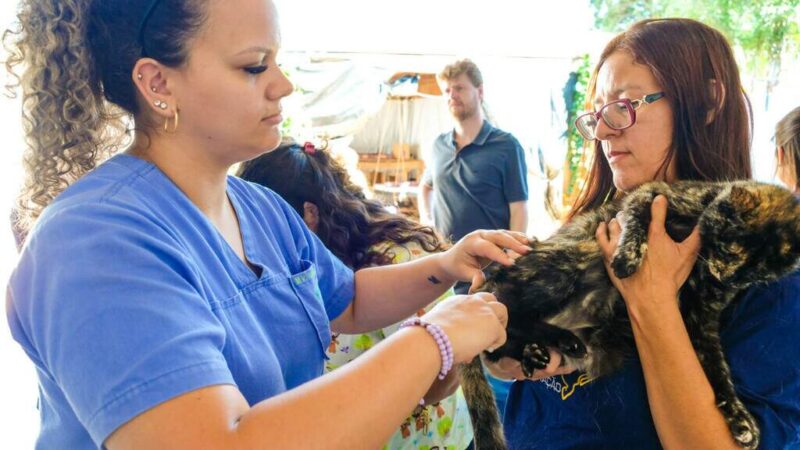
[574,92,665,141]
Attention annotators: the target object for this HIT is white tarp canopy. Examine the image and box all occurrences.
[274,0,599,58]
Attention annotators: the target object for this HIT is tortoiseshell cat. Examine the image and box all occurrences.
[460,180,800,450]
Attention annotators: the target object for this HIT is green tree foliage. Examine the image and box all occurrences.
[590,0,800,84]
[564,54,592,206]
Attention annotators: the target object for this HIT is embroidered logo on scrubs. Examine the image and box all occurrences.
[292,264,324,303]
[292,267,315,285]
[540,373,595,400]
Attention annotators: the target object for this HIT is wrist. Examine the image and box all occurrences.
[431,252,458,286]
[398,319,454,406]
[395,326,443,374]
[400,318,454,381]
[626,295,682,330]
[623,287,679,309]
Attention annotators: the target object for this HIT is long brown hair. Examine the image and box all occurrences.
[776,106,800,190]
[569,18,753,219]
[238,143,446,270]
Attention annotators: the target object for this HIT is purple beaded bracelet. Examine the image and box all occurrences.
[399,317,454,381]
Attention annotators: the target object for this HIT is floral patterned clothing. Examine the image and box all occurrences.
[325,242,474,450]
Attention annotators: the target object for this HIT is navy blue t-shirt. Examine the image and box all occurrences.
[503,271,800,449]
[422,120,528,243]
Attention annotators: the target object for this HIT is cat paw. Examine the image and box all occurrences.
[557,334,587,359]
[610,244,645,278]
[521,343,550,378]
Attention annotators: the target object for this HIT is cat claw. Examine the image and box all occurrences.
[558,336,587,359]
[521,343,550,377]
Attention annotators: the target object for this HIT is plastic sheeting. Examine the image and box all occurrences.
[349,96,451,159]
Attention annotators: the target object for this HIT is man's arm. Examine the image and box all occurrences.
[508,200,528,234]
[419,183,434,226]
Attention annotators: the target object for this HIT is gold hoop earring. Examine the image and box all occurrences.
[164,110,179,133]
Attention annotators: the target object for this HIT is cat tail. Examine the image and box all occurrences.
[460,356,507,450]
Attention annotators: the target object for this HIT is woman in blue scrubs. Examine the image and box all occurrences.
[488,19,800,449]
[5,1,525,449]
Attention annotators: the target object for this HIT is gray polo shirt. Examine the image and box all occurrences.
[422,120,528,243]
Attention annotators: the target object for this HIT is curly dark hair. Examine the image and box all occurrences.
[4,0,207,230]
[238,143,446,269]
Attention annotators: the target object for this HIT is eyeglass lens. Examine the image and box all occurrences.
[575,100,633,140]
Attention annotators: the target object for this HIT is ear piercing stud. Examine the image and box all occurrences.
[154,100,167,110]
[137,73,143,80]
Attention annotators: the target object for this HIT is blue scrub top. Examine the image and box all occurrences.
[502,271,800,449]
[7,154,355,449]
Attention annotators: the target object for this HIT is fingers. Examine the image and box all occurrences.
[648,195,668,236]
[533,351,564,379]
[484,356,524,380]
[506,230,530,245]
[476,230,532,259]
[488,327,508,354]
[505,249,523,260]
[469,292,508,350]
[472,238,515,267]
[679,225,702,255]
[469,291,497,302]
[466,292,507,328]
[487,300,508,328]
[608,217,621,243]
[595,221,617,259]
[468,270,486,294]
[486,351,577,382]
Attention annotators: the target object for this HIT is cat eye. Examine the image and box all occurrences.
[575,92,665,141]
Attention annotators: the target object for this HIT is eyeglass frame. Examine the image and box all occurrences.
[574,92,666,141]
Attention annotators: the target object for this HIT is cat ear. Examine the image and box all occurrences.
[707,253,746,284]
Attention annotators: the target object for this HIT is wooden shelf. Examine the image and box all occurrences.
[357,157,425,184]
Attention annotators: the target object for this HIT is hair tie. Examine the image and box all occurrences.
[303,142,317,155]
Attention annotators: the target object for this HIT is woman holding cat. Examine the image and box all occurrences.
[5,1,523,449]
[238,142,474,450]
[489,18,800,449]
